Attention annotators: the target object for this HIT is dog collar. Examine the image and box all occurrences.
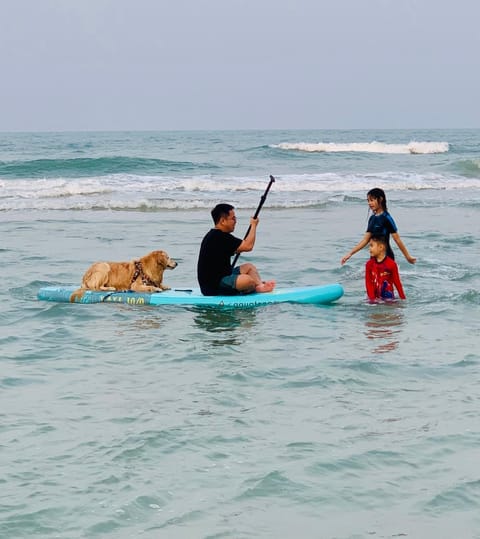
[131,260,157,287]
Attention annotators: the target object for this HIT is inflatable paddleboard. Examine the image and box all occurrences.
[38,284,343,308]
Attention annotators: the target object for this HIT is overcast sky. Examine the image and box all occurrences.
[1,0,479,131]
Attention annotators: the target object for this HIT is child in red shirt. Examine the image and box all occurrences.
[365,235,406,301]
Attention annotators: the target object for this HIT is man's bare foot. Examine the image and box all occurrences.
[255,280,276,293]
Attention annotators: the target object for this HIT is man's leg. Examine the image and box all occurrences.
[236,263,275,293]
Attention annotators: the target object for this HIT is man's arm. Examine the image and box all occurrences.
[236,217,258,253]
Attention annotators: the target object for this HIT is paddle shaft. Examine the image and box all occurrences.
[231,175,275,268]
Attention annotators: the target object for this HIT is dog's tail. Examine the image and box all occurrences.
[70,287,86,303]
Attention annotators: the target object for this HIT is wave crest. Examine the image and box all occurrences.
[272,141,449,155]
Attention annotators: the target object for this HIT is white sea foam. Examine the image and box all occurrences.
[1,171,479,211]
[272,141,450,154]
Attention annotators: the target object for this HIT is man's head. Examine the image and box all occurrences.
[211,203,237,232]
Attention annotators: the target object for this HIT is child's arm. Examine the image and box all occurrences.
[391,232,416,264]
[341,232,372,265]
[365,259,377,300]
[391,260,406,299]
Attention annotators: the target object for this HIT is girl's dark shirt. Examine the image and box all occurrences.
[367,211,398,259]
[197,228,242,295]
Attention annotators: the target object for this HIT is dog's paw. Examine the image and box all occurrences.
[151,286,167,293]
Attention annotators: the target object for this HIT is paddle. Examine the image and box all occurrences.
[231,175,275,268]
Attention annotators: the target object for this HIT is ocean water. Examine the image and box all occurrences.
[1,129,479,539]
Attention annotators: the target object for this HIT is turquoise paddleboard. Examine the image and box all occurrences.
[38,284,343,308]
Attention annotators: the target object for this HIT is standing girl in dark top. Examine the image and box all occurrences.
[341,188,416,265]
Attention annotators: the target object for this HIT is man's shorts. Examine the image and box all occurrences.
[218,267,241,295]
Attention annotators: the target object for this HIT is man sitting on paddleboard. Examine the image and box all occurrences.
[197,203,275,296]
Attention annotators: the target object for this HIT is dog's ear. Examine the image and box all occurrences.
[139,251,160,273]
[155,251,168,267]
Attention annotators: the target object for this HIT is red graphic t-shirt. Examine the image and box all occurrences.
[365,256,406,300]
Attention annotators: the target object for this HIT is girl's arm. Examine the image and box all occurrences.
[341,232,371,265]
[391,232,416,264]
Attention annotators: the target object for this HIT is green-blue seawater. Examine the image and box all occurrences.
[1,129,479,538]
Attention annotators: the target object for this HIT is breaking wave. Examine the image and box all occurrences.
[272,141,449,155]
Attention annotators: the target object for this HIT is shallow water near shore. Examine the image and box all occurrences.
[1,129,480,538]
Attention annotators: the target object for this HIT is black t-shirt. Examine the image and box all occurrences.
[197,228,242,295]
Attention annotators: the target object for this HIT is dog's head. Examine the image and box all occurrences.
[140,251,177,283]
[155,250,177,270]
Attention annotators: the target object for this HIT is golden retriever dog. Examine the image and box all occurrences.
[70,250,177,302]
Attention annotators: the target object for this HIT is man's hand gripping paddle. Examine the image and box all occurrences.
[231,175,275,269]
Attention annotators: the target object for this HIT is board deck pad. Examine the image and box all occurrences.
[38,284,344,308]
